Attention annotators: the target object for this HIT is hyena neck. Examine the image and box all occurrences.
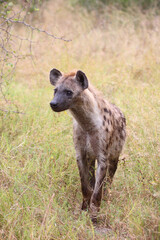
[69,88,102,132]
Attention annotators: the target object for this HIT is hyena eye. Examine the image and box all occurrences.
[66,90,73,96]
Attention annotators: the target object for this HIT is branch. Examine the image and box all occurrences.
[0,4,72,114]
[0,108,25,114]
[0,27,36,42]
[1,16,71,42]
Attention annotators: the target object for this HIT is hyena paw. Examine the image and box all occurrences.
[81,199,90,211]
[89,203,99,223]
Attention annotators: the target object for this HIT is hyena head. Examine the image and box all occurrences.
[49,69,88,112]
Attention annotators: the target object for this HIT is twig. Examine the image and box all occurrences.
[0,108,25,114]
[1,16,71,42]
[0,27,36,42]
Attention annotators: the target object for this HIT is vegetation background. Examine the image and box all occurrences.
[0,0,160,239]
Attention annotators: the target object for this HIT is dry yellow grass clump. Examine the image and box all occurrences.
[0,0,160,239]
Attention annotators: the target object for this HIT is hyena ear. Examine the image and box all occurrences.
[50,68,62,86]
[76,70,88,90]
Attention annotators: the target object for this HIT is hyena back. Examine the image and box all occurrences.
[49,69,126,222]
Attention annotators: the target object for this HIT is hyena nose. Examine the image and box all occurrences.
[50,101,58,108]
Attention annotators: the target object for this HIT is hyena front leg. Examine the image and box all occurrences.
[76,152,93,211]
[103,157,119,194]
[73,124,92,210]
[90,158,108,222]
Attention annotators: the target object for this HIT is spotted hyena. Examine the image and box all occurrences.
[49,69,126,222]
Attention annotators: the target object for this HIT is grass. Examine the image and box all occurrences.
[71,0,160,10]
[0,0,160,239]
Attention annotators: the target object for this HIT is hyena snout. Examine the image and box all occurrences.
[50,95,71,112]
[50,100,58,109]
[50,100,64,112]
[50,100,58,108]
